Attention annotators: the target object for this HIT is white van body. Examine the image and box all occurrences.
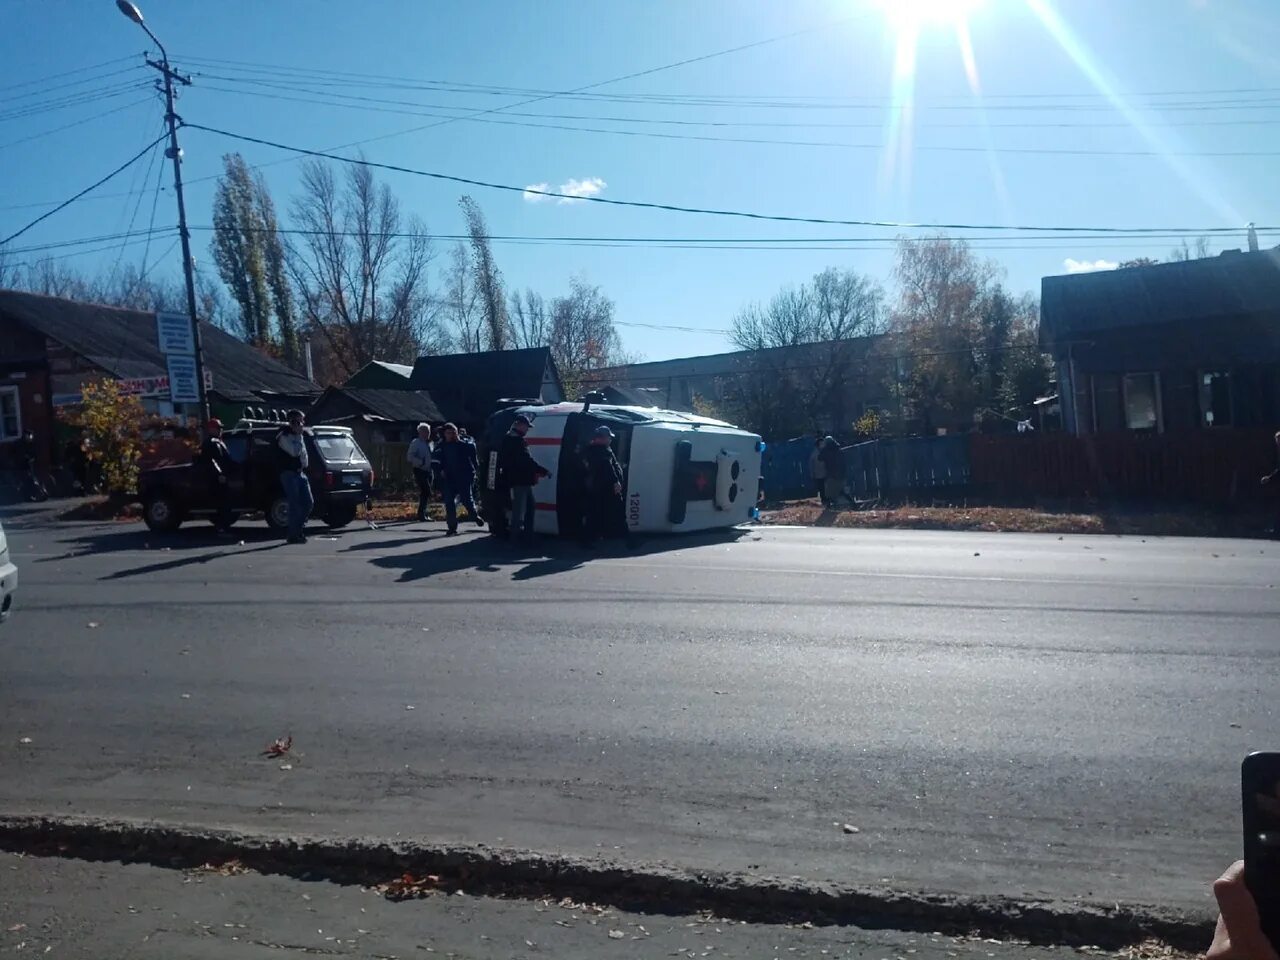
[490,402,763,536]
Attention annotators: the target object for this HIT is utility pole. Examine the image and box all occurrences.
[116,1,210,423]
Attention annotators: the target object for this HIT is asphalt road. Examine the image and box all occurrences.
[2,509,1277,918]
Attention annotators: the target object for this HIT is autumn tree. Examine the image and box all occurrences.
[1170,236,1212,261]
[888,236,1048,433]
[459,195,509,350]
[62,378,145,496]
[288,158,438,381]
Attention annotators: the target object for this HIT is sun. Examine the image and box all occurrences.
[877,0,984,32]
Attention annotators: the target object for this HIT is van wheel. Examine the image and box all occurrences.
[326,504,358,528]
[265,497,290,530]
[143,494,183,532]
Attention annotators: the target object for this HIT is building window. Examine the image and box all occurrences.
[0,386,20,442]
[1122,372,1161,432]
[1199,371,1232,427]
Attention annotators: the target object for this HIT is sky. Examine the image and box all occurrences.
[2,0,1279,361]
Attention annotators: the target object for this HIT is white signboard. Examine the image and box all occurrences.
[167,356,200,404]
[156,312,195,356]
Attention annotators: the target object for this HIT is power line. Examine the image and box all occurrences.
[192,80,1280,158]
[0,227,175,256]
[0,132,169,246]
[191,75,1280,130]
[0,54,140,95]
[181,122,1274,236]
[175,54,1280,108]
[0,64,147,105]
[0,81,155,122]
[0,96,155,151]
[2,231,176,270]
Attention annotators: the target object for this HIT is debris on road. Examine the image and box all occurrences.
[842,823,861,834]
[262,734,293,758]
[376,872,444,901]
[18,737,32,744]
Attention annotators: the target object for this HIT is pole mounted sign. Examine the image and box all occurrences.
[156,311,195,356]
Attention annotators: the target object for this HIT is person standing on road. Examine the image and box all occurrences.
[498,414,551,543]
[407,422,435,523]
[819,435,848,508]
[15,429,48,502]
[275,410,313,544]
[201,418,234,534]
[1261,430,1280,538]
[808,436,829,506]
[581,425,633,548]
[433,422,484,536]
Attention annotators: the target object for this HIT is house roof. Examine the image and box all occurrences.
[1040,248,1280,347]
[314,386,443,424]
[594,336,884,381]
[0,288,318,401]
[342,359,414,389]
[409,346,560,423]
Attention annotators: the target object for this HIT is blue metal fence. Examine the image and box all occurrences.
[762,434,972,502]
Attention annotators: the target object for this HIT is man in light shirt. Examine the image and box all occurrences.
[407,422,434,522]
[275,409,313,544]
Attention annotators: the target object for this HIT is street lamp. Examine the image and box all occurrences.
[115,0,210,422]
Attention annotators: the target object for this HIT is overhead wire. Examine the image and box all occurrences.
[0,96,156,151]
[0,54,141,95]
[190,80,1280,157]
[180,122,1275,235]
[107,115,168,286]
[191,74,1280,129]
[0,63,148,104]
[0,131,169,246]
[0,81,155,122]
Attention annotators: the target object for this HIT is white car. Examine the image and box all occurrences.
[0,519,15,623]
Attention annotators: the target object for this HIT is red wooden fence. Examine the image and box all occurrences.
[970,429,1277,504]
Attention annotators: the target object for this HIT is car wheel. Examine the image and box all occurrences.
[326,504,358,528]
[143,494,183,532]
[265,497,290,530]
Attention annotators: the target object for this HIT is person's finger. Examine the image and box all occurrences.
[1214,861,1280,960]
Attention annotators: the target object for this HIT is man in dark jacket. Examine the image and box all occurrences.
[1262,429,1280,537]
[275,410,313,544]
[433,422,484,536]
[581,425,632,548]
[200,418,234,534]
[498,414,551,542]
[818,435,849,507]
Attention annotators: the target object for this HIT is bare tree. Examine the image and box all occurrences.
[441,242,483,352]
[1170,235,1213,261]
[725,267,885,436]
[287,158,436,381]
[459,195,509,350]
[509,288,552,349]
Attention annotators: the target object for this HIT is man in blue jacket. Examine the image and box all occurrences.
[432,422,484,536]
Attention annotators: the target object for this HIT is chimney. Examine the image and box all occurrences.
[304,338,315,381]
[1247,222,1259,253]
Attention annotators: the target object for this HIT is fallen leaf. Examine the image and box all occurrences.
[7,924,25,933]
[1230,723,1242,729]
[972,552,980,557]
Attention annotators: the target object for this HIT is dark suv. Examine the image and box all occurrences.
[138,422,373,533]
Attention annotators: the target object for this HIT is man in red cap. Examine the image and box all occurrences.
[200,418,234,534]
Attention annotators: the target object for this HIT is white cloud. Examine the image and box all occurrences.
[556,177,606,204]
[523,176,607,205]
[1063,257,1119,274]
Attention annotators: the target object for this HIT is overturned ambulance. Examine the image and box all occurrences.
[477,400,764,538]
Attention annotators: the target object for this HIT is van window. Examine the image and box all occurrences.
[313,434,361,463]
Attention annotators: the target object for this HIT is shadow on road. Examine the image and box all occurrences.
[36,521,363,564]
[363,528,753,583]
